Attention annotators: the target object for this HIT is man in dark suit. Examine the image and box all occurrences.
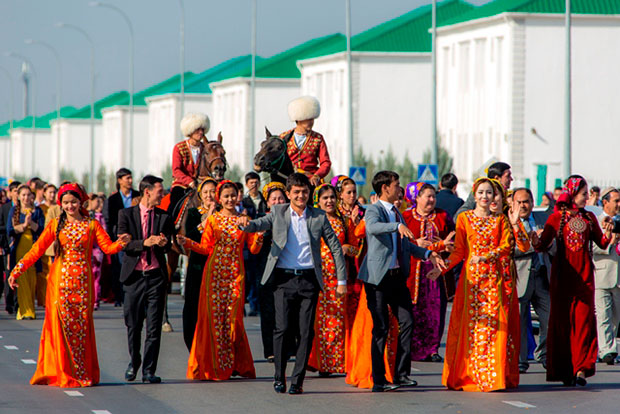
[0,181,21,313]
[435,173,464,220]
[358,171,445,392]
[118,175,173,384]
[104,168,140,306]
[238,173,346,395]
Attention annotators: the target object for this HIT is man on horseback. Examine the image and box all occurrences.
[280,96,332,187]
[169,113,210,215]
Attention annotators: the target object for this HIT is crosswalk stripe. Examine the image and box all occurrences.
[503,401,536,408]
[4,345,18,350]
[21,359,36,364]
[92,411,112,414]
[64,390,84,397]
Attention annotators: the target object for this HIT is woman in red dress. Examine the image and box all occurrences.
[532,175,612,386]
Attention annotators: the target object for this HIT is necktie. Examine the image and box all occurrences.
[392,206,402,264]
[525,216,540,270]
[146,210,153,266]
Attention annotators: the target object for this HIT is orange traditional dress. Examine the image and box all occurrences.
[442,211,525,392]
[183,212,262,380]
[308,215,358,374]
[338,204,364,337]
[10,218,125,387]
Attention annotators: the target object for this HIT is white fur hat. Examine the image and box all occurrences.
[180,112,210,137]
[287,96,320,122]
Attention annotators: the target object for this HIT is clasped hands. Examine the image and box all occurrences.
[143,233,168,247]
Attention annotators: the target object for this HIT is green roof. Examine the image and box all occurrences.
[230,34,346,79]
[440,0,620,27]
[133,71,196,105]
[185,55,264,93]
[0,122,10,137]
[65,91,129,119]
[8,106,78,130]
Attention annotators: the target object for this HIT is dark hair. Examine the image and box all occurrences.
[417,183,436,198]
[43,183,57,192]
[487,162,511,179]
[116,168,133,190]
[245,172,260,183]
[286,173,311,192]
[554,187,562,192]
[602,189,620,202]
[60,180,71,186]
[54,189,84,256]
[316,184,337,201]
[440,173,458,190]
[12,184,34,227]
[358,195,368,204]
[266,187,287,202]
[139,175,163,196]
[372,171,399,195]
[234,182,244,191]
[513,187,533,201]
[218,181,238,201]
[8,181,21,191]
[591,186,601,194]
[32,178,46,191]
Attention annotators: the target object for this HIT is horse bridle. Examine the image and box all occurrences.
[265,137,289,180]
[203,142,228,175]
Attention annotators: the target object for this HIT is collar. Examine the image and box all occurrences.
[120,190,132,199]
[290,205,308,219]
[379,199,395,211]
[139,202,154,213]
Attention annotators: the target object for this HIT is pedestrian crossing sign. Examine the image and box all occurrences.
[417,164,438,187]
[348,166,367,186]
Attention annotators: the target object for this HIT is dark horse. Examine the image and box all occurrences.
[253,127,294,183]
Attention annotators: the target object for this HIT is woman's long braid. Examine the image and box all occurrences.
[53,211,67,257]
[11,197,21,228]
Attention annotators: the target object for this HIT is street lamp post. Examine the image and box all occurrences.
[345,0,354,169]
[250,0,257,164]
[0,66,15,177]
[431,0,438,165]
[90,1,134,172]
[6,52,37,177]
[178,0,185,118]
[564,0,572,178]
[56,22,96,191]
[25,39,63,184]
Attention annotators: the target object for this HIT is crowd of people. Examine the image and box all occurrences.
[1,95,619,396]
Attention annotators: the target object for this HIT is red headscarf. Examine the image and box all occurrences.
[555,176,586,212]
[57,183,89,216]
[215,180,235,204]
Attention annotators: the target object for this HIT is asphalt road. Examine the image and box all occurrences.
[2,294,620,414]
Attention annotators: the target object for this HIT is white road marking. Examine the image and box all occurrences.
[64,390,83,397]
[92,411,112,414]
[411,368,420,372]
[21,359,36,364]
[4,345,18,350]
[0,335,3,338]
[503,401,536,408]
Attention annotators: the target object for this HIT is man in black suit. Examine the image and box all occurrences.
[0,181,21,313]
[118,175,173,384]
[435,173,464,220]
[104,168,140,306]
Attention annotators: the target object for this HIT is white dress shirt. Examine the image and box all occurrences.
[293,133,307,149]
[276,206,314,270]
[379,199,400,269]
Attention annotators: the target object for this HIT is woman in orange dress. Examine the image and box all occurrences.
[8,183,129,388]
[439,178,520,392]
[308,184,359,376]
[177,180,263,381]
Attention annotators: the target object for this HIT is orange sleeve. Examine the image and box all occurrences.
[354,219,366,239]
[485,215,513,262]
[93,220,126,255]
[10,220,57,279]
[185,215,216,256]
[246,232,264,255]
[444,214,468,272]
[513,221,531,253]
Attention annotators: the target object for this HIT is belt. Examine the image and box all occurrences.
[279,268,314,276]
[386,268,402,276]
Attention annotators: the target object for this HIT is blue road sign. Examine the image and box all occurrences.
[348,166,367,186]
[417,164,438,187]
[0,177,7,187]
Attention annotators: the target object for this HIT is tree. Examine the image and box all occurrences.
[96,166,107,193]
[422,140,454,179]
[161,164,173,189]
[59,169,77,184]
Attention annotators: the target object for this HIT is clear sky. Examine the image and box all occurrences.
[0,0,491,124]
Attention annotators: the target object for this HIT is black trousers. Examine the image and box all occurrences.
[182,253,206,351]
[365,268,414,385]
[273,269,319,387]
[168,186,187,216]
[258,282,276,358]
[123,269,167,375]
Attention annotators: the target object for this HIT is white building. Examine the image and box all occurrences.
[101,106,149,178]
[50,118,103,183]
[9,127,53,181]
[437,0,620,199]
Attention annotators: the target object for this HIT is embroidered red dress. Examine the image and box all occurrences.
[10,218,125,387]
[171,139,204,189]
[280,129,332,179]
[534,209,610,382]
[183,212,262,380]
[308,215,358,374]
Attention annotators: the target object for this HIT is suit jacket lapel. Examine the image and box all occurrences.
[133,206,143,240]
[152,209,161,237]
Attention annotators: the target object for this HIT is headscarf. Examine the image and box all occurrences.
[262,181,286,201]
[472,177,495,195]
[57,182,89,216]
[331,175,351,196]
[312,183,334,208]
[405,182,424,209]
[555,176,586,212]
[489,178,508,214]
[214,180,235,204]
[197,177,217,194]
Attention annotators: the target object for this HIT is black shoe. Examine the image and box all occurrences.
[318,371,331,378]
[125,365,137,382]
[429,353,443,363]
[142,374,162,384]
[273,381,286,393]
[371,383,400,392]
[266,356,275,363]
[114,301,122,307]
[541,361,547,370]
[603,353,616,365]
[519,364,528,374]
[575,375,587,387]
[288,384,303,395]
[394,376,418,387]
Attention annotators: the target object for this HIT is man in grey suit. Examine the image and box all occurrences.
[513,188,551,373]
[455,161,513,217]
[358,171,445,392]
[593,187,620,365]
[238,173,346,395]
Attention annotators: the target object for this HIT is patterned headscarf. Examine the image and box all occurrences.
[472,177,495,195]
[215,179,235,204]
[331,175,352,196]
[489,178,508,214]
[57,183,88,204]
[405,182,424,209]
[197,177,217,193]
[262,181,286,201]
[312,183,335,208]
[555,176,586,212]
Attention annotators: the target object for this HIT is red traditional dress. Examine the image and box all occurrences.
[10,218,125,387]
[534,208,609,383]
[308,215,358,374]
[280,129,331,179]
[171,139,204,190]
[183,212,262,381]
[402,207,453,361]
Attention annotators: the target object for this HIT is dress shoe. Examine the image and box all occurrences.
[575,373,587,387]
[371,383,400,392]
[125,366,137,382]
[273,381,286,394]
[541,361,547,370]
[429,353,443,363]
[394,376,418,387]
[142,374,162,384]
[288,384,303,395]
[519,364,529,374]
[266,356,275,363]
[602,353,616,365]
[318,371,331,378]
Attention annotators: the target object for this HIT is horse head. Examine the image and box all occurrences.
[200,132,227,181]
[254,127,288,175]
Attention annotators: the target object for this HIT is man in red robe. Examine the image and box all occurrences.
[169,112,209,214]
[279,96,332,187]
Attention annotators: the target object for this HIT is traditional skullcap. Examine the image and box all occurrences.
[262,181,286,201]
[197,177,217,193]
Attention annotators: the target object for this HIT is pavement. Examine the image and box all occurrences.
[2,294,620,414]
